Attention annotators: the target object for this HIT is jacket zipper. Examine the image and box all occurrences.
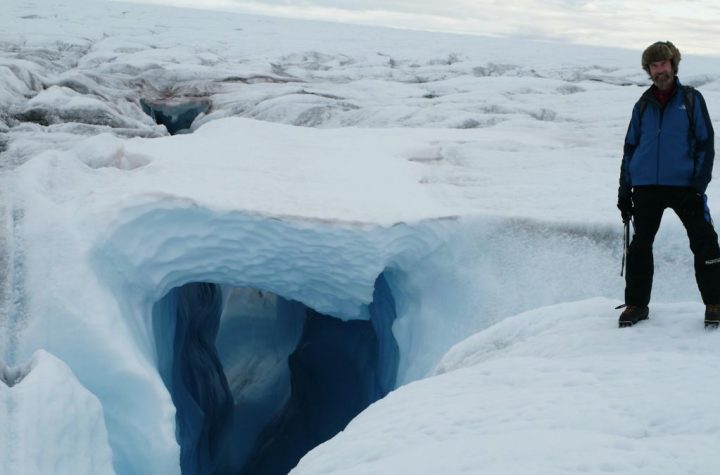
[656,106,663,184]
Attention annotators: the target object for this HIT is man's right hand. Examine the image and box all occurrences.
[617,195,633,223]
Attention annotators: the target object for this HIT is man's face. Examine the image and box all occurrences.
[649,59,674,91]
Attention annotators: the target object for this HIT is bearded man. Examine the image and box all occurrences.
[617,41,720,328]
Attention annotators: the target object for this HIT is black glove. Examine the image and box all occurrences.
[682,189,705,215]
[617,194,633,223]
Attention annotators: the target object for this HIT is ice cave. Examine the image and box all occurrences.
[152,273,398,475]
[83,201,448,475]
[140,99,211,135]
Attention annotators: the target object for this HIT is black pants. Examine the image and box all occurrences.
[626,186,720,306]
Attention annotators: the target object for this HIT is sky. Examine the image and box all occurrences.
[117,0,720,56]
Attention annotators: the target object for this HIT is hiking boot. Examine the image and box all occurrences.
[705,305,720,329]
[618,305,649,328]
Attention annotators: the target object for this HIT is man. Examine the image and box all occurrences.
[617,41,720,328]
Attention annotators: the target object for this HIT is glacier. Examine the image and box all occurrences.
[2,0,720,474]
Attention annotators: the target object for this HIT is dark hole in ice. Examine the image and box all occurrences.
[153,272,399,475]
[140,99,211,135]
[0,359,32,387]
[15,109,50,127]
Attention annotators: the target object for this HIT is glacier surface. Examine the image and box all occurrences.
[2,0,720,474]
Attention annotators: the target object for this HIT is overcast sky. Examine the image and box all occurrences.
[121,0,720,56]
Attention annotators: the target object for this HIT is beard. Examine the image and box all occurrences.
[652,71,673,91]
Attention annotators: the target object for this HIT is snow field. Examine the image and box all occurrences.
[293,299,720,475]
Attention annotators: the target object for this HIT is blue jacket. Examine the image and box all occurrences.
[619,78,715,198]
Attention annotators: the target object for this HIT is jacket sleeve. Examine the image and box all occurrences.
[619,101,641,200]
[691,90,715,193]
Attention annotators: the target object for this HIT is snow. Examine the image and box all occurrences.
[1,0,720,474]
[0,350,115,475]
[292,299,720,475]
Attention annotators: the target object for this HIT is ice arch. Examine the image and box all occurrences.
[93,202,446,474]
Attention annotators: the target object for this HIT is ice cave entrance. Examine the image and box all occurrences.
[152,272,399,475]
[140,99,211,135]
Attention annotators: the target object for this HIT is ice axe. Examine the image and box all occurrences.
[620,218,631,277]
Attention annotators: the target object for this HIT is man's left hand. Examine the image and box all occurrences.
[682,189,705,214]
